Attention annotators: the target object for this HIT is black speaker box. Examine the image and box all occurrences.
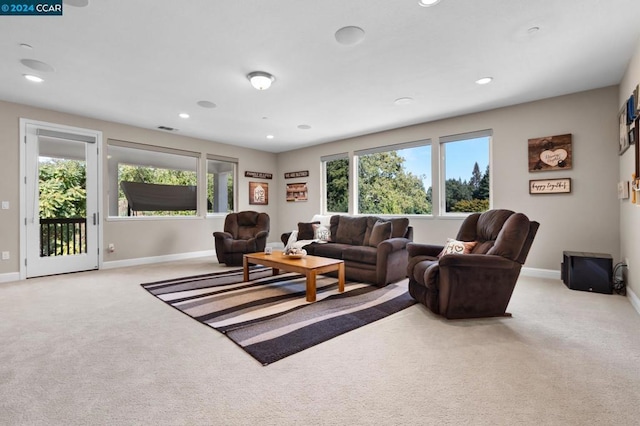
[561,251,612,294]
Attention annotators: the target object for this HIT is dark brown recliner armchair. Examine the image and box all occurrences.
[407,209,539,319]
[213,211,270,266]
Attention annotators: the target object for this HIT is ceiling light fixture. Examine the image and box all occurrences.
[247,71,275,90]
[418,0,441,7]
[178,113,190,119]
[23,74,43,83]
[266,135,274,139]
[335,26,366,45]
[475,77,493,85]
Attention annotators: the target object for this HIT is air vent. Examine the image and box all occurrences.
[157,126,178,132]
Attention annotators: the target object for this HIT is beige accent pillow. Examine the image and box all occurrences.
[438,238,477,258]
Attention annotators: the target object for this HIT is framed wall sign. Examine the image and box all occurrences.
[286,182,308,202]
[249,182,268,205]
[528,134,572,171]
[245,171,272,179]
[529,178,571,194]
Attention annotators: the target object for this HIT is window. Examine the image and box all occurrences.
[355,141,431,215]
[107,140,199,217]
[206,155,236,214]
[322,153,349,213]
[440,130,491,214]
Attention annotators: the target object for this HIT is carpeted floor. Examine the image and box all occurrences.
[1,258,639,425]
[141,267,415,365]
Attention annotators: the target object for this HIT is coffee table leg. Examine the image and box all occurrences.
[338,263,345,293]
[306,271,317,302]
[243,256,249,282]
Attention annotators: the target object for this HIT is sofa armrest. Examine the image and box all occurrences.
[255,230,269,240]
[407,242,443,258]
[378,237,411,253]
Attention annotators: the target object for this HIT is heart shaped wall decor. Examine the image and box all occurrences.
[540,149,568,167]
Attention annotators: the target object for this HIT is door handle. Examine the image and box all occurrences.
[93,213,99,225]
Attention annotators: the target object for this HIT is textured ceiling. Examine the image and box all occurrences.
[1,0,640,152]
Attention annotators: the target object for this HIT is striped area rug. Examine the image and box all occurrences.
[141,266,415,365]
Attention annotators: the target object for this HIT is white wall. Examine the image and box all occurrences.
[276,87,620,272]
[618,37,640,299]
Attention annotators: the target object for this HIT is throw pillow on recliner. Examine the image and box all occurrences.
[438,238,477,257]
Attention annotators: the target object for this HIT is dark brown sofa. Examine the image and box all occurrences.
[406,209,539,319]
[213,211,270,266]
[281,215,413,287]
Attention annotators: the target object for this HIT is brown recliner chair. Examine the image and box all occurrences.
[407,209,539,319]
[213,211,270,266]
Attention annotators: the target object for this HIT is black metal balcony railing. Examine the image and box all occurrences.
[40,218,87,257]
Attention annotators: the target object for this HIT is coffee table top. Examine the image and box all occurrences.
[244,250,343,269]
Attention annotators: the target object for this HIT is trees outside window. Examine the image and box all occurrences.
[441,133,491,213]
[323,155,349,213]
[355,142,431,215]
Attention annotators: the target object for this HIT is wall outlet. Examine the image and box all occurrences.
[1,251,9,260]
[1,201,8,210]
[108,243,115,253]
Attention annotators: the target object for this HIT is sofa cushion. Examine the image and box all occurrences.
[368,220,392,247]
[343,246,377,265]
[311,242,351,259]
[333,215,368,245]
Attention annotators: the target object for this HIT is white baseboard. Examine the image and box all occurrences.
[521,267,561,280]
[102,249,215,270]
[628,287,640,316]
[0,272,20,284]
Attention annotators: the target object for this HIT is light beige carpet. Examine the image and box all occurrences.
[1,258,639,425]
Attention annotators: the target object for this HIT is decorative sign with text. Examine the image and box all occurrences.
[284,170,309,179]
[245,171,272,179]
[528,134,572,172]
[529,178,571,194]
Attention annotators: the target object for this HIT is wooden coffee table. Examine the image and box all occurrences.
[243,250,345,302]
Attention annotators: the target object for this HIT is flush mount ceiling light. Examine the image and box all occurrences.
[23,74,43,83]
[247,71,275,90]
[475,77,493,85]
[418,0,441,7]
[21,59,55,72]
[178,113,190,119]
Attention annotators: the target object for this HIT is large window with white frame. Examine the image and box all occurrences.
[440,130,491,214]
[206,155,236,214]
[322,153,349,213]
[107,140,199,217]
[355,140,432,215]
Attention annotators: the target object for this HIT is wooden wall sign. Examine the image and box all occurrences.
[245,171,272,179]
[284,170,309,179]
[528,134,572,171]
[529,178,571,194]
[249,182,268,205]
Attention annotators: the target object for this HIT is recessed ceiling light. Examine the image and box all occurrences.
[19,43,33,50]
[297,124,312,130]
[527,26,540,34]
[197,100,216,109]
[23,74,43,83]
[266,135,274,139]
[20,59,55,72]
[335,26,366,45]
[475,77,493,85]
[178,113,190,119]
[394,97,414,105]
[418,0,441,7]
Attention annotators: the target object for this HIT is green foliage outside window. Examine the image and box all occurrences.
[358,151,431,215]
[326,158,349,212]
[39,158,86,218]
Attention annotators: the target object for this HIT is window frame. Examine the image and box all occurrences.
[321,152,350,214]
[206,154,238,216]
[106,139,200,219]
[354,139,432,216]
[438,130,492,217]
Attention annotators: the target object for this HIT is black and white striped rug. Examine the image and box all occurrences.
[141,266,415,365]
